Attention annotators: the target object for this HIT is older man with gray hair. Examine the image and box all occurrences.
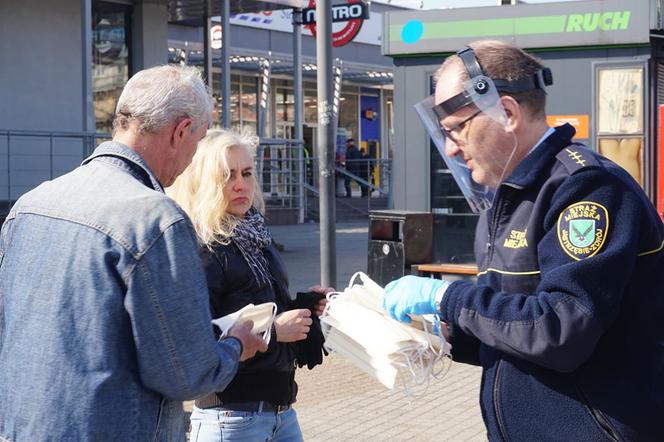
[0,65,267,441]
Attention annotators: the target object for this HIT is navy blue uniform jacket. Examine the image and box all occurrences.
[441,124,664,441]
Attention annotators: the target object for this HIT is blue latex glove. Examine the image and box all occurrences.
[382,275,450,323]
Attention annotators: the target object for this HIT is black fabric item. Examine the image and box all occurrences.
[212,370,296,406]
[292,291,328,370]
[200,240,297,406]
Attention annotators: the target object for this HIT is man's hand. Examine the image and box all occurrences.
[307,284,334,316]
[382,275,450,323]
[275,309,312,342]
[440,321,450,340]
[227,320,269,362]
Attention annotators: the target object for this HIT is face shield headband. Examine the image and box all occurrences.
[432,47,553,121]
[414,47,553,213]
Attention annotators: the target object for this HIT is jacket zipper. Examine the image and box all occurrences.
[577,388,622,442]
[153,398,166,442]
[492,359,508,441]
[587,407,622,442]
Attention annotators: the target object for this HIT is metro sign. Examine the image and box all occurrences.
[210,24,222,49]
[301,1,369,25]
[302,0,369,47]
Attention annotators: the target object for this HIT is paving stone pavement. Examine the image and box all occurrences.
[184,221,487,441]
[292,354,486,441]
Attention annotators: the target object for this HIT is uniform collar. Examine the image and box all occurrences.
[82,141,164,193]
[502,123,576,189]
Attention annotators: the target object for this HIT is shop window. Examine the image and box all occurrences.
[275,87,294,124]
[304,85,318,125]
[339,92,359,140]
[212,74,256,134]
[596,65,645,186]
[240,77,257,133]
[92,1,131,134]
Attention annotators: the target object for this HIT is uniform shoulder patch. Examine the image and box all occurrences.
[555,145,600,175]
[557,201,609,260]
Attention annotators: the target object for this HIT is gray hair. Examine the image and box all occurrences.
[113,65,213,134]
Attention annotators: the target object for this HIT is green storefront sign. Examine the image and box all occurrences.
[383,0,655,56]
[566,11,630,32]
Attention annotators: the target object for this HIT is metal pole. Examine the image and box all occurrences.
[220,0,231,128]
[293,9,304,223]
[81,0,94,134]
[49,135,54,180]
[6,133,10,211]
[316,1,336,288]
[203,1,213,88]
[258,57,271,139]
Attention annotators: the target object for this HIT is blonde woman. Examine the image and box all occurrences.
[168,129,330,441]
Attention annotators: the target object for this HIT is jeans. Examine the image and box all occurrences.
[190,405,304,442]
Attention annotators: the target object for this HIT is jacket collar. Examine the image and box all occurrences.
[502,123,576,189]
[82,141,164,193]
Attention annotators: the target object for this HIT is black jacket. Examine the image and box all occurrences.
[442,125,664,441]
[200,240,298,406]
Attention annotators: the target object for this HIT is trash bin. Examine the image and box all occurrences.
[367,210,433,287]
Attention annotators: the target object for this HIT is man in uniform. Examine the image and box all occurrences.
[383,40,664,440]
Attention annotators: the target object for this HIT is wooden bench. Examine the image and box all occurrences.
[412,263,478,282]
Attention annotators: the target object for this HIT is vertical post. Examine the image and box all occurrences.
[220,0,231,128]
[81,0,94,135]
[258,57,271,139]
[49,134,54,180]
[6,133,11,211]
[332,60,342,137]
[293,9,304,223]
[316,1,337,288]
[203,1,213,88]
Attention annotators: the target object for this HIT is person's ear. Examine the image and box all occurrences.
[171,118,193,149]
[500,96,520,133]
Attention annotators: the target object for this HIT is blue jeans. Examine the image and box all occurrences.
[190,405,304,442]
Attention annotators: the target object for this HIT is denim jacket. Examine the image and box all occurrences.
[0,142,241,441]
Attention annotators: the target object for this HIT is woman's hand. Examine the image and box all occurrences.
[308,284,334,316]
[275,309,313,342]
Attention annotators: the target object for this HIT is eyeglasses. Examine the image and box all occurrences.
[440,108,482,143]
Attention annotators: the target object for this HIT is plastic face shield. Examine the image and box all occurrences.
[414,47,552,213]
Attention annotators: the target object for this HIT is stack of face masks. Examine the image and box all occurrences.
[320,273,452,392]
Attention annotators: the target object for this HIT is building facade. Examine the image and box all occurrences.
[384,0,664,264]
[0,0,396,222]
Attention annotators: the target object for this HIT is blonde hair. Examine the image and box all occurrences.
[167,129,264,247]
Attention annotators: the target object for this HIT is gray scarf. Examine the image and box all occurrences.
[231,208,273,286]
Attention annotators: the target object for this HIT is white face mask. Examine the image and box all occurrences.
[320,272,452,393]
[212,302,277,346]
